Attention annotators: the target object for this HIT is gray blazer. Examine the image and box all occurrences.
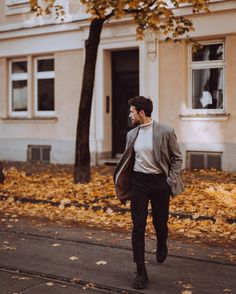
[114,120,184,204]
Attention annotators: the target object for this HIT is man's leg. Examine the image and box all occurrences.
[150,175,171,263]
[131,173,149,263]
[130,172,149,289]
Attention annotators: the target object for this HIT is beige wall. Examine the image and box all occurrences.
[0,0,235,168]
[158,34,236,170]
[0,0,84,28]
[0,1,28,26]
[159,36,236,145]
[0,49,83,140]
[54,50,83,139]
[159,41,188,131]
[225,35,236,143]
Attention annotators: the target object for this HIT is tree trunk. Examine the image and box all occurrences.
[0,161,5,184]
[74,18,105,183]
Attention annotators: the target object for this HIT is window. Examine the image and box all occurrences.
[35,58,55,115]
[28,145,51,162]
[189,41,225,113]
[187,151,222,170]
[8,56,55,118]
[9,60,28,116]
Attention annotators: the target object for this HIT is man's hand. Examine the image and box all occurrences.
[0,162,5,184]
[120,199,127,205]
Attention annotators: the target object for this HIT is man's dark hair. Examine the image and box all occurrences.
[128,96,153,117]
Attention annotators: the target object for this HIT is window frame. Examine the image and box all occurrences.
[186,151,222,170]
[188,40,226,114]
[27,144,51,163]
[9,58,28,117]
[34,56,55,117]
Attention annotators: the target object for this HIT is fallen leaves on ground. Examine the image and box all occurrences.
[11,275,31,280]
[1,244,17,250]
[71,277,81,283]
[0,164,236,246]
[52,243,60,247]
[69,256,79,261]
[83,282,95,290]
[96,260,107,265]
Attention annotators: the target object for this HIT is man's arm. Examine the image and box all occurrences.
[167,130,183,182]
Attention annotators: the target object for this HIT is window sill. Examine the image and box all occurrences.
[1,116,58,123]
[179,113,230,121]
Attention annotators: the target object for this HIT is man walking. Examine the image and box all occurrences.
[114,96,184,290]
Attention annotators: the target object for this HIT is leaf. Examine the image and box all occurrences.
[106,208,113,214]
[96,260,107,265]
[52,243,60,247]
[183,284,193,289]
[181,291,192,294]
[2,245,17,250]
[69,256,79,261]
[12,275,31,280]
[71,277,81,283]
[82,283,95,289]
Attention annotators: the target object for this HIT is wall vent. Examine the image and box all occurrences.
[28,145,51,163]
[187,151,222,170]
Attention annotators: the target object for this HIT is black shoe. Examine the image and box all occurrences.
[133,263,149,290]
[156,243,168,263]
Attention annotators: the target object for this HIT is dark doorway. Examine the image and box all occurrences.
[112,49,139,156]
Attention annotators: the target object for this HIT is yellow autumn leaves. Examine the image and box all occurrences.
[0,165,236,246]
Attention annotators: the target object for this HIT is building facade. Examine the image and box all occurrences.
[0,0,236,170]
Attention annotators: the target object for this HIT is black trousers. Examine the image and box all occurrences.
[130,171,171,263]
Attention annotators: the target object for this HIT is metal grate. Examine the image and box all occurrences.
[187,151,222,170]
[31,147,41,161]
[190,154,205,169]
[207,154,221,170]
[28,145,51,163]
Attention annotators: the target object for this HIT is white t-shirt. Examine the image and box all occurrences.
[133,120,162,174]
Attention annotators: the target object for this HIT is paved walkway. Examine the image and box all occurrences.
[0,216,235,294]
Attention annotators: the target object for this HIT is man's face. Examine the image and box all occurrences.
[129,106,142,125]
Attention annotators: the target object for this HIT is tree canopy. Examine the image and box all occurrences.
[30,0,210,41]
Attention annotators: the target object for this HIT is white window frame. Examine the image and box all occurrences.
[34,56,55,117]
[9,59,28,117]
[188,40,226,114]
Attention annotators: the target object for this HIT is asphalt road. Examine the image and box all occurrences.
[0,216,235,294]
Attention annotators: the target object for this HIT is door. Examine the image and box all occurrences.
[112,49,139,156]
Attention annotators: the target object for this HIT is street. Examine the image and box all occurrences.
[0,216,235,294]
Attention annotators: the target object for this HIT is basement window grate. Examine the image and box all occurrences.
[28,145,51,163]
[187,151,222,170]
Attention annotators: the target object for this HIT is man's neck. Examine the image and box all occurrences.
[141,117,152,125]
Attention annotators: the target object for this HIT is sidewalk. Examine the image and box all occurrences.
[0,215,235,294]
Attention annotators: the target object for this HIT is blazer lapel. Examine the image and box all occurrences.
[153,120,162,162]
[127,126,140,149]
